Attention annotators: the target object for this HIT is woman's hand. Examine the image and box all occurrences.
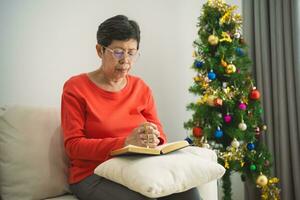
[124,122,160,148]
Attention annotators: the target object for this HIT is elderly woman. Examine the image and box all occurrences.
[61,15,201,200]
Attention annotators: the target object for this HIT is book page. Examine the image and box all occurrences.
[111,141,189,156]
[155,141,189,153]
[111,144,160,156]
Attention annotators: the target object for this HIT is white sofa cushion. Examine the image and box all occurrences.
[94,146,225,198]
[0,106,70,200]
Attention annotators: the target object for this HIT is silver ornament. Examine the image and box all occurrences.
[234,32,241,39]
[231,138,240,148]
[238,122,247,131]
[203,143,210,149]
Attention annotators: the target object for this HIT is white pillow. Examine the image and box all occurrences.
[94,146,225,198]
[0,106,70,200]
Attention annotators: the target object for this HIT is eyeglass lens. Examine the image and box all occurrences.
[112,48,138,60]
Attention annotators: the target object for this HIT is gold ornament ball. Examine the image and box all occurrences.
[256,174,268,187]
[226,64,236,74]
[221,59,228,67]
[208,35,219,46]
[262,125,267,131]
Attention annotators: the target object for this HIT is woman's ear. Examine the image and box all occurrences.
[96,44,103,58]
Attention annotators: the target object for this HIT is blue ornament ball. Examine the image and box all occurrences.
[208,71,216,80]
[236,48,244,56]
[185,137,193,144]
[247,143,255,150]
[214,129,223,138]
[194,60,204,68]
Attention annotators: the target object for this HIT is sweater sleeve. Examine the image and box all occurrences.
[61,83,126,161]
[142,89,167,144]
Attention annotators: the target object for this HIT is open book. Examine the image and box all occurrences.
[110,140,190,156]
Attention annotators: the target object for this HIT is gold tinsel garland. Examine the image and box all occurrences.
[197,137,281,199]
[257,175,281,200]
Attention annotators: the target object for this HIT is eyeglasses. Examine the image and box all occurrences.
[103,46,140,61]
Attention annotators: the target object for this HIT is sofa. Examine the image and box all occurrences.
[0,105,220,200]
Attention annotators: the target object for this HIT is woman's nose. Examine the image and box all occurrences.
[119,54,131,64]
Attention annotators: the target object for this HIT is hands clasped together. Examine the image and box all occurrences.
[125,122,160,148]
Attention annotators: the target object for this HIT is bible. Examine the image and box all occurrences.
[110,140,190,156]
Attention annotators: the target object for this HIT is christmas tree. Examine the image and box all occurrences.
[184,0,280,199]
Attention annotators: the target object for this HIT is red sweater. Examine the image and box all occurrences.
[61,73,167,184]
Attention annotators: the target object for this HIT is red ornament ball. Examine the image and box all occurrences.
[193,127,203,137]
[214,98,223,106]
[255,127,260,132]
[255,131,261,139]
[250,87,260,100]
[264,160,270,167]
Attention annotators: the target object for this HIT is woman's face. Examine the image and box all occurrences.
[97,39,138,81]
